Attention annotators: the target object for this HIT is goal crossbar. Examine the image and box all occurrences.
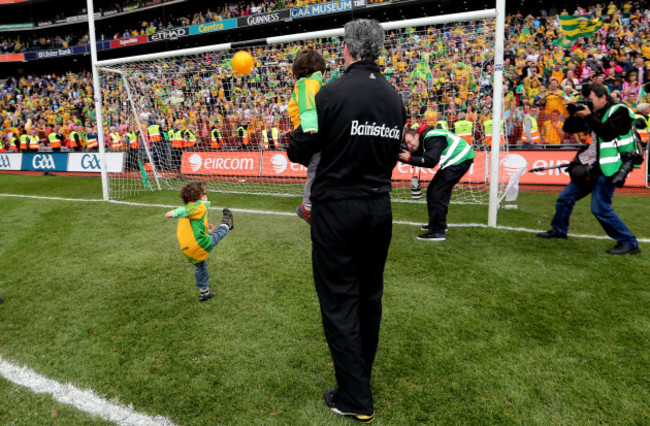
[95,10,497,67]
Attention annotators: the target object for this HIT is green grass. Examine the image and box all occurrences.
[0,175,648,425]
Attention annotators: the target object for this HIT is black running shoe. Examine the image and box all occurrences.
[417,232,446,241]
[536,230,567,239]
[606,244,641,255]
[323,388,374,423]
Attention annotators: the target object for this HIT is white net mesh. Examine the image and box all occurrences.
[98,16,507,204]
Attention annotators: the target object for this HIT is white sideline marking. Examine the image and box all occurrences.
[0,355,176,426]
[1,193,648,243]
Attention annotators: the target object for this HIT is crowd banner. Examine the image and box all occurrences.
[150,26,190,41]
[0,22,34,29]
[68,153,125,173]
[0,53,25,62]
[189,19,237,35]
[291,0,355,19]
[0,153,23,171]
[21,153,68,172]
[237,9,291,28]
[109,35,148,49]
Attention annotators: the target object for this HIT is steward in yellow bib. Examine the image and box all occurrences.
[262,127,280,150]
[399,125,475,241]
[8,136,19,151]
[210,128,223,149]
[29,132,40,150]
[522,105,541,147]
[183,129,197,148]
[237,125,249,149]
[48,131,63,151]
[19,133,29,150]
[633,103,650,147]
[483,118,506,146]
[453,112,473,144]
[148,124,161,143]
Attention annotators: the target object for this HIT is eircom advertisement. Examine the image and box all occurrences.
[180,150,647,187]
[180,151,307,177]
[393,150,646,187]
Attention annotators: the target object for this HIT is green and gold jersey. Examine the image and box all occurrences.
[171,200,211,264]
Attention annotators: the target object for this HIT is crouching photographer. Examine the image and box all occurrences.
[536,83,642,255]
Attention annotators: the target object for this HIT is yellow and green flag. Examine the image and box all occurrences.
[409,58,432,87]
[558,15,602,41]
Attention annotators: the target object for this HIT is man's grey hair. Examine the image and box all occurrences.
[636,103,650,113]
[344,19,384,61]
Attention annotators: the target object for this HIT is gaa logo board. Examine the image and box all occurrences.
[0,153,22,170]
[21,153,67,171]
[67,153,125,173]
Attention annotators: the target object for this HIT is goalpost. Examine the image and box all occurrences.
[88,5,508,224]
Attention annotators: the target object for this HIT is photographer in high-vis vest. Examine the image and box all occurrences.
[536,84,641,255]
[399,125,475,241]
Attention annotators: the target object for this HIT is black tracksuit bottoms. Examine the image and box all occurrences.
[426,159,473,232]
[310,194,392,415]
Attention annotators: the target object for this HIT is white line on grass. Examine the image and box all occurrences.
[0,355,176,426]
[1,193,648,243]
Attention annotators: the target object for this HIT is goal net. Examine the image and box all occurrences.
[95,11,508,206]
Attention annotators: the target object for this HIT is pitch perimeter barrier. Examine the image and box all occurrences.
[180,150,647,187]
[2,150,645,187]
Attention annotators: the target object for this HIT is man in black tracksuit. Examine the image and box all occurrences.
[288,19,406,423]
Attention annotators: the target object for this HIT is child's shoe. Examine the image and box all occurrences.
[199,289,216,302]
[221,208,234,230]
[296,203,312,224]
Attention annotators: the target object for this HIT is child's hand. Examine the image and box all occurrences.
[165,211,174,218]
[208,224,216,233]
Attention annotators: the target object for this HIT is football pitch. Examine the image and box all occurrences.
[0,175,648,425]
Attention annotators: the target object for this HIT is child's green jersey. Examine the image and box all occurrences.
[171,200,211,264]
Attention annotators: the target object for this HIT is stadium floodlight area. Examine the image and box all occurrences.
[94,10,509,215]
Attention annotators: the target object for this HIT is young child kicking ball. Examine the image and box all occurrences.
[165,181,234,301]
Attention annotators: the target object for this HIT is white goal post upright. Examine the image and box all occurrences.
[488,0,506,227]
[90,8,507,224]
[86,0,109,200]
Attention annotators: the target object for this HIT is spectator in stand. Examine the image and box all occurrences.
[542,109,564,145]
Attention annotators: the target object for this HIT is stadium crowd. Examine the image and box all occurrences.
[3,1,650,156]
[1,0,328,53]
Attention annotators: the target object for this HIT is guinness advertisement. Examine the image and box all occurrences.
[150,27,190,41]
[237,9,290,28]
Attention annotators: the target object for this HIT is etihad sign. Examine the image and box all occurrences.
[150,27,188,41]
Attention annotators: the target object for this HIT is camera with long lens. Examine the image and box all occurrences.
[566,98,594,115]
[610,151,645,187]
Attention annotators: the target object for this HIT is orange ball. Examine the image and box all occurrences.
[232,50,255,75]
